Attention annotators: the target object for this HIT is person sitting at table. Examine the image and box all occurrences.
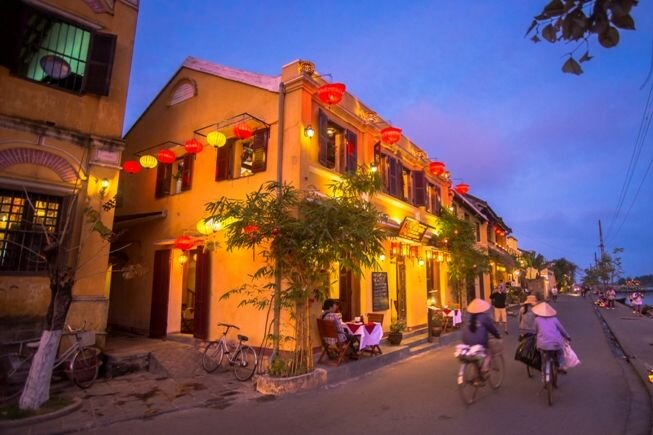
[321,299,360,358]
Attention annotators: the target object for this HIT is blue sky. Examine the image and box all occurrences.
[124,1,653,277]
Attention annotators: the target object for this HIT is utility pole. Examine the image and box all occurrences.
[598,220,606,257]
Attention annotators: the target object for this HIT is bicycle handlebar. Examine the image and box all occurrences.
[217,323,240,331]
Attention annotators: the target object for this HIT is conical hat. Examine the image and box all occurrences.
[525,295,538,306]
[467,298,491,314]
[532,302,557,317]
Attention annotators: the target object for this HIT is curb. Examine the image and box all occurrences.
[0,397,82,429]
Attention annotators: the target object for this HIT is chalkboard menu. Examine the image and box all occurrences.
[372,272,389,312]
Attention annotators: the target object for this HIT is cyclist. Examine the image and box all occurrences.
[532,302,571,373]
[518,294,538,340]
[463,298,501,376]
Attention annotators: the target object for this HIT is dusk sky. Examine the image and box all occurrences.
[124,1,653,277]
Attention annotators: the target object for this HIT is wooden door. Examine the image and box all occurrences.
[339,267,353,321]
[149,249,171,338]
[396,258,407,321]
[193,246,211,340]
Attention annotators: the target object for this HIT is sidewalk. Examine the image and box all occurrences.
[4,328,460,434]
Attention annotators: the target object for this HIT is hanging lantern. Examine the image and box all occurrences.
[243,224,259,234]
[390,242,399,257]
[178,253,189,265]
[425,249,433,260]
[380,127,402,144]
[157,149,176,164]
[207,131,227,148]
[428,161,446,176]
[139,154,157,169]
[174,235,194,251]
[233,123,253,140]
[123,160,142,174]
[400,243,410,257]
[317,83,346,105]
[196,219,214,235]
[184,138,204,154]
[409,246,419,258]
[455,183,470,194]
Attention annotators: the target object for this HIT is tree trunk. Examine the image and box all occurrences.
[19,274,73,410]
[18,330,62,410]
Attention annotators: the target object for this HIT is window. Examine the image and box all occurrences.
[0,189,62,273]
[169,79,196,106]
[376,146,404,200]
[215,128,268,181]
[156,155,193,198]
[0,0,117,95]
[412,171,426,207]
[317,110,357,174]
[426,184,442,216]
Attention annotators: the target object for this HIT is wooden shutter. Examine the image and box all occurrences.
[318,110,329,167]
[149,249,171,338]
[434,185,442,215]
[155,163,172,198]
[345,130,357,172]
[388,157,399,197]
[251,128,268,173]
[413,171,426,206]
[193,246,211,340]
[84,32,117,96]
[181,154,193,191]
[0,0,25,71]
[215,139,235,181]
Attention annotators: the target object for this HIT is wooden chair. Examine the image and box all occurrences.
[316,318,349,366]
[366,313,384,324]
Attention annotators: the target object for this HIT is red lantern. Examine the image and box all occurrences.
[184,138,204,154]
[157,149,176,164]
[174,235,194,251]
[123,160,142,174]
[428,161,446,176]
[243,224,259,234]
[233,123,253,140]
[317,83,346,105]
[380,127,402,144]
[455,183,470,194]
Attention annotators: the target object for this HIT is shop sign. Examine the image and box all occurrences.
[398,217,428,242]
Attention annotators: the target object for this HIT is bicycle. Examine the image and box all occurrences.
[456,339,504,405]
[540,349,559,406]
[0,323,101,389]
[201,323,258,381]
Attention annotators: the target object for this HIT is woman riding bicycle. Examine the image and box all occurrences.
[462,298,501,375]
[532,302,571,372]
[518,295,538,340]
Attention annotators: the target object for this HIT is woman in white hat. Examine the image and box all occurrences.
[518,295,539,339]
[463,298,502,374]
[533,302,571,371]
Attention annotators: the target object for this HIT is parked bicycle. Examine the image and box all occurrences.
[541,349,559,406]
[456,338,504,405]
[201,323,258,381]
[0,323,101,389]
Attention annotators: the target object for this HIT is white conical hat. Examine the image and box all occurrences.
[467,298,491,314]
[532,302,557,317]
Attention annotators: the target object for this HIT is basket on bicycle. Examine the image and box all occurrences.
[64,347,102,383]
[454,344,486,362]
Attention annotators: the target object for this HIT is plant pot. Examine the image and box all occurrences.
[431,326,443,337]
[388,331,403,345]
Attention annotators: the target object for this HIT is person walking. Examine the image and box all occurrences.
[550,286,558,302]
[606,288,616,310]
[631,291,644,317]
[532,302,572,373]
[490,283,509,335]
[462,298,502,375]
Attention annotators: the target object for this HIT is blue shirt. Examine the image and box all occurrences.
[462,312,500,347]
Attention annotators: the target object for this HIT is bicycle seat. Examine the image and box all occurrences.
[217,323,240,330]
[237,334,248,342]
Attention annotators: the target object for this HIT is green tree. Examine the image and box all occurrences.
[550,257,578,292]
[521,250,549,279]
[205,168,386,376]
[527,0,640,74]
[431,209,489,305]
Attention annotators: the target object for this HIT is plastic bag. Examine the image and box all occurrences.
[455,344,486,362]
[514,334,541,370]
[561,341,580,369]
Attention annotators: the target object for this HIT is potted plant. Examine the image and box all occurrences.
[429,311,443,338]
[388,320,406,345]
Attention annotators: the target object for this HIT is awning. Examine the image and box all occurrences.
[114,210,167,227]
[489,245,515,269]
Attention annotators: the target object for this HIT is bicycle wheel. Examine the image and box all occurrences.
[543,360,553,406]
[458,362,479,405]
[488,354,504,389]
[70,347,99,389]
[232,345,257,381]
[202,341,225,373]
[0,353,30,385]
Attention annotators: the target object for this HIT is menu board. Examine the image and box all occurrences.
[398,217,428,242]
[372,272,389,312]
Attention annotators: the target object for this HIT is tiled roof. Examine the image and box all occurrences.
[182,57,280,92]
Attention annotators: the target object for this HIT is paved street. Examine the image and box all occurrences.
[86,296,647,435]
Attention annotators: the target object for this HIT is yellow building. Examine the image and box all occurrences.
[111,58,458,346]
[0,0,139,343]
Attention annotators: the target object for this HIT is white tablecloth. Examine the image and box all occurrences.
[344,322,383,350]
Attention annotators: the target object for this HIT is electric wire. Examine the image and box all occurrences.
[611,148,653,240]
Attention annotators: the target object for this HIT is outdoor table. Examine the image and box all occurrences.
[344,322,383,354]
[430,307,463,333]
